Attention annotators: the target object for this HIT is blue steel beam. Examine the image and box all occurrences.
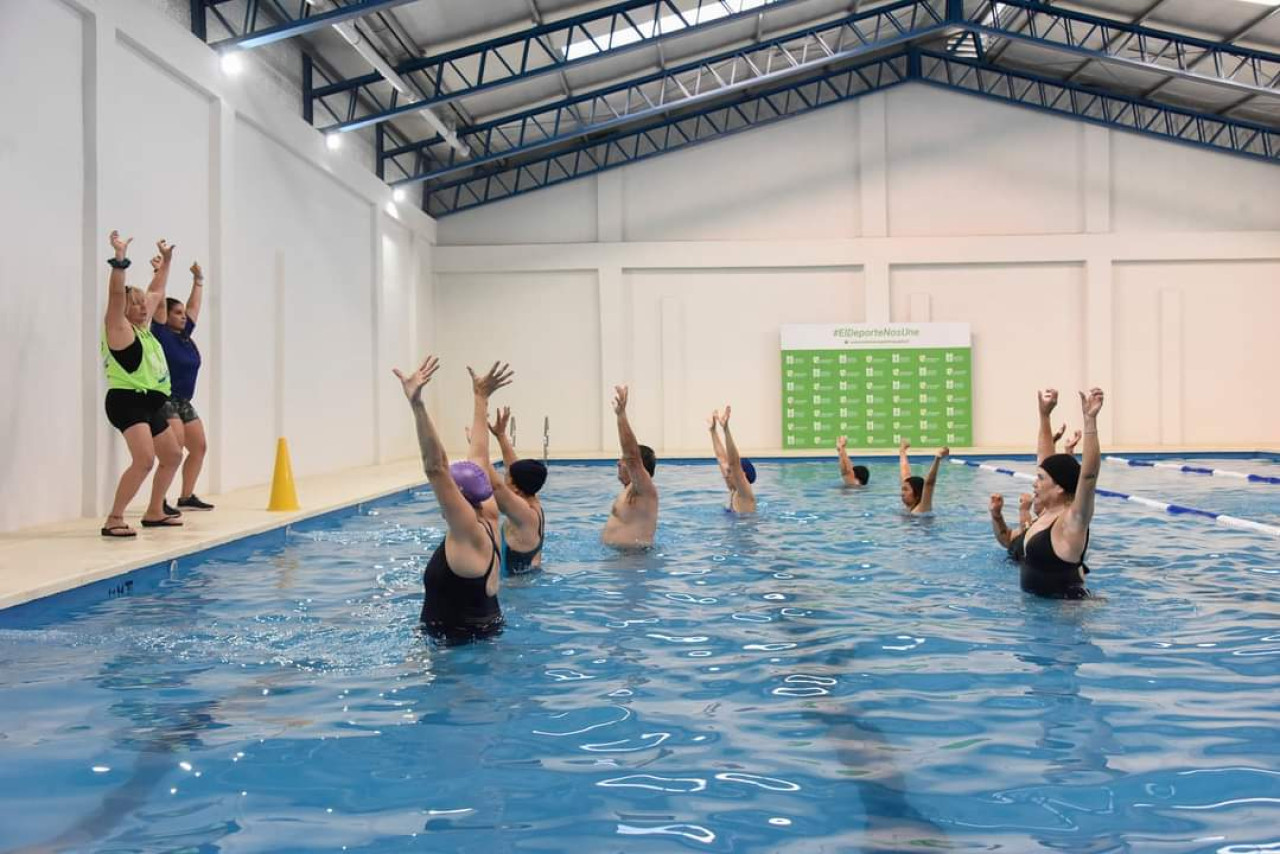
[915,49,1279,163]
[205,0,420,50]
[421,46,1278,217]
[968,0,1280,99]
[421,53,912,217]
[303,51,441,178]
[312,0,821,133]
[380,0,951,186]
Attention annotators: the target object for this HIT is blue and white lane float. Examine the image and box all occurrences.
[950,458,1280,537]
[1106,455,1280,485]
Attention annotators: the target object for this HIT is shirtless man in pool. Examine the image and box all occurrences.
[602,385,659,549]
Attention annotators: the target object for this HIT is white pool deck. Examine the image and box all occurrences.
[1,446,1274,612]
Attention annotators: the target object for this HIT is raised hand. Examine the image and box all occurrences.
[937,446,950,459]
[1038,388,1059,416]
[1019,492,1033,514]
[1052,422,1066,443]
[156,239,175,263]
[190,261,203,281]
[468,361,513,399]
[836,435,848,452]
[392,355,439,404]
[1064,429,1082,454]
[109,230,133,257]
[612,385,629,415]
[150,255,162,273]
[1080,387,1104,418]
[899,438,910,453]
[989,493,1004,516]
[489,406,511,438]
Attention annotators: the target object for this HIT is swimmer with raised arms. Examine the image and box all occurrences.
[394,356,504,641]
[602,385,658,549]
[1016,387,1105,599]
[836,435,870,488]
[709,406,756,514]
[898,439,949,514]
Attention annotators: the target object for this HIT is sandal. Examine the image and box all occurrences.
[101,524,137,538]
[141,516,184,528]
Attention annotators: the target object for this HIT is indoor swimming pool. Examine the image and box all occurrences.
[1,458,1277,852]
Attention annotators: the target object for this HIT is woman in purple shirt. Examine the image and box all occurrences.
[151,261,213,513]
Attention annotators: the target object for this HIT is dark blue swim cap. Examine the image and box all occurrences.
[509,459,547,495]
[740,459,757,484]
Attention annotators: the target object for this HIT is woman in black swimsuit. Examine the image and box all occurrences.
[1018,387,1106,599]
[394,355,504,641]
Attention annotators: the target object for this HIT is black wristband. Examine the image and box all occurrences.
[107,257,131,269]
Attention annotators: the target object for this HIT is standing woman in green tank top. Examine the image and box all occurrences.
[100,231,185,537]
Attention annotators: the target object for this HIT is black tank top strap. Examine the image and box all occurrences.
[481,519,500,577]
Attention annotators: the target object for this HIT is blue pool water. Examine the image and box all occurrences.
[2,460,1279,852]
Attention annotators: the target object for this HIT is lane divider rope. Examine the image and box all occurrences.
[1105,455,1280,485]
[949,458,1280,538]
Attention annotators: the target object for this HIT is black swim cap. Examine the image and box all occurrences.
[852,465,870,485]
[639,445,657,477]
[906,475,924,503]
[509,459,547,495]
[1041,453,1080,495]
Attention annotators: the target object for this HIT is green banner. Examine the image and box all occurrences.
[780,326,973,450]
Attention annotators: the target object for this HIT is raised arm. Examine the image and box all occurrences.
[488,406,518,470]
[1063,429,1082,456]
[394,357,487,542]
[1036,389,1059,463]
[149,256,168,325]
[718,407,752,494]
[708,410,730,480]
[898,438,913,482]
[1018,492,1034,530]
[144,240,175,321]
[104,231,134,349]
[186,261,205,324]
[989,493,1012,548]
[467,362,513,467]
[476,437,540,529]
[614,385,654,496]
[1065,389,1104,532]
[915,447,950,513]
[836,435,858,484]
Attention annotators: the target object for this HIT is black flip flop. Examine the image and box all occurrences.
[141,517,184,528]
[101,525,137,538]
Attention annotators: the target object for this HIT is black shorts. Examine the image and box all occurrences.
[104,389,171,437]
[160,398,200,424]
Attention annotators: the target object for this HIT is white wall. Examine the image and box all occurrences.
[433,85,1280,455]
[0,0,436,532]
[0,0,86,528]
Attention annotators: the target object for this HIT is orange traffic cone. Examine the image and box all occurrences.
[267,437,300,511]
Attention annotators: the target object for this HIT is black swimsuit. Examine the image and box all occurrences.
[501,507,544,576]
[1020,518,1090,600]
[420,522,503,641]
[1007,529,1028,562]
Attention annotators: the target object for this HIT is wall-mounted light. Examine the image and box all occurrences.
[325,133,343,151]
[392,188,407,203]
[220,51,244,76]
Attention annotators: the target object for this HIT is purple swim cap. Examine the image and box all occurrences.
[449,461,493,505]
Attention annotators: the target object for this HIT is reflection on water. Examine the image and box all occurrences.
[1,461,1278,852]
